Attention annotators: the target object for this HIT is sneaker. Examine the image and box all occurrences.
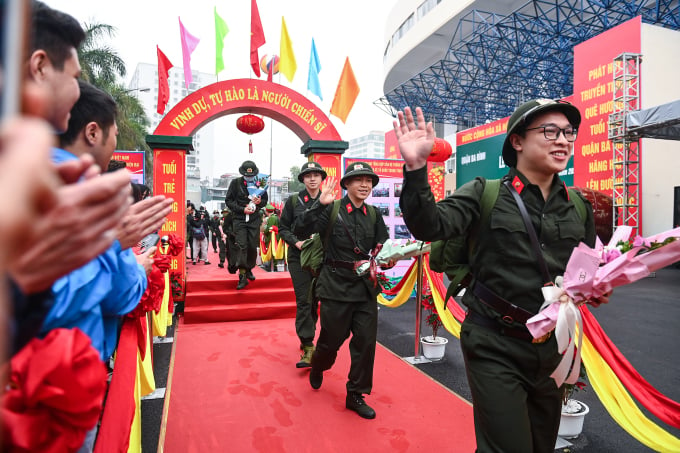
[345,392,376,419]
[245,270,256,281]
[296,345,314,368]
[218,263,224,268]
[309,368,323,390]
[192,261,196,265]
[204,261,211,265]
[236,274,249,290]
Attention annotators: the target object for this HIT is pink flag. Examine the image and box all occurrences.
[179,17,200,89]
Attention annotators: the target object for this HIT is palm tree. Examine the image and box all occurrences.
[77,21,151,182]
[78,22,127,86]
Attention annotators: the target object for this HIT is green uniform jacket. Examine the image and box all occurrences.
[300,195,389,302]
[400,166,596,328]
[279,190,320,261]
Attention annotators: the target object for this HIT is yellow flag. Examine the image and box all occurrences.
[330,57,360,123]
[279,17,297,82]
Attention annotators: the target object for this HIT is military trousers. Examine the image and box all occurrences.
[232,217,259,271]
[287,255,318,346]
[460,318,563,453]
[312,297,377,395]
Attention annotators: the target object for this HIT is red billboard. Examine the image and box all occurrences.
[572,17,641,191]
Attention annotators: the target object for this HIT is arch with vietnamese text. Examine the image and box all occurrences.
[154,78,342,142]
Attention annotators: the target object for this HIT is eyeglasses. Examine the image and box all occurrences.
[525,125,578,142]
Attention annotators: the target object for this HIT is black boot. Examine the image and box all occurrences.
[236,274,249,290]
[345,392,376,419]
[309,368,323,390]
[245,269,256,281]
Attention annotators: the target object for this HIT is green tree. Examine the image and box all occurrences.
[77,21,151,183]
[288,166,305,193]
[78,22,126,86]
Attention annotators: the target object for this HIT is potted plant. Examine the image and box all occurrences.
[558,364,590,439]
[420,292,448,361]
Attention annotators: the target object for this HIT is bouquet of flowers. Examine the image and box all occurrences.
[527,225,680,386]
[245,173,269,221]
[355,239,430,276]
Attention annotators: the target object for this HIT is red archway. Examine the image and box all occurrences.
[154,78,342,142]
[148,79,348,299]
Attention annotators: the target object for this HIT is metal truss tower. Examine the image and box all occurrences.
[608,53,642,235]
[376,0,680,127]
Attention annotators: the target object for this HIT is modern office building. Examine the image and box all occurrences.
[346,131,386,159]
[128,63,217,203]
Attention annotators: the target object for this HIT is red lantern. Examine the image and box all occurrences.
[236,114,265,135]
[236,114,265,153]
[427,137,453,162]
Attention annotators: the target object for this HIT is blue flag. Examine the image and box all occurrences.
[307,38,322,100]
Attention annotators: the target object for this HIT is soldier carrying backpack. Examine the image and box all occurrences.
[296,162,394,420]
[395,100,610,452]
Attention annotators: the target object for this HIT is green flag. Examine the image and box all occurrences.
[214,7,229,74]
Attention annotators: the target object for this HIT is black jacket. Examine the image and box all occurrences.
[225,176,269,224]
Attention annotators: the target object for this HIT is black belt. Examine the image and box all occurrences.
[473,281,534,325]
[465,310,550,343]
[324,259,355,270]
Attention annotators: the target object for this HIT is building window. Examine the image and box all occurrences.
[392,13,414,46]
[417,0,441,20]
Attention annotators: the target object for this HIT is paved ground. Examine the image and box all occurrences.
[142,265,679,452]
[376,265,680,452]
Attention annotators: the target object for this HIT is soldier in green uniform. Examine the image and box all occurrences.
[225,160,268,290]
[394,100,609,452]
[279,161,327,368]
[299,162,394,420]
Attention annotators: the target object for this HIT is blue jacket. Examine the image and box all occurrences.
[41,148,147,360]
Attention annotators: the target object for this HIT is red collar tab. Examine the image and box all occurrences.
[511,176,525,194]
[346,203,353,214]
[304,195,309,202]
[362,205,367,215]
[563,182,570,200]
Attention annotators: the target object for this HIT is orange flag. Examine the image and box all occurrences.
[330,57,360,123]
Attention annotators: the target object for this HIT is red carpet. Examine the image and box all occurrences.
[162,248,475,451]
[183,250,296,323]
[161,317,475,452]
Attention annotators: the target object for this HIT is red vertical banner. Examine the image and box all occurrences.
[572,17,641,192]
[427,162,445,201]
[311,153,342,198]
[384,130,400,159]
[154,150,186,300]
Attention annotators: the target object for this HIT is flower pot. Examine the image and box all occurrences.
[558,399,589,439]
[420,336,448,361]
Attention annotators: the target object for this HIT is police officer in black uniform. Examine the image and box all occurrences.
[298,162,393,420]
[395,101,609,452]
[279,161,327,368]
[225,160,268,290]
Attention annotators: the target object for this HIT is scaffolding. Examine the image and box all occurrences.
[608,53,642,235]
[376,0,680,127]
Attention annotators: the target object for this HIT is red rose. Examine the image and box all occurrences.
[1,328,107,452]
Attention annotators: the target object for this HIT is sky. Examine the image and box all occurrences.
[46,0,400,179]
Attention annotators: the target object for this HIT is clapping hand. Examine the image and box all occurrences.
[393,106,435,171]
[319,176,338,205]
